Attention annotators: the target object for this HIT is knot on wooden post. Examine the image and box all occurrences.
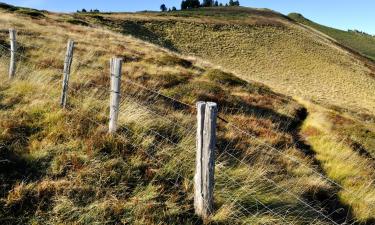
[108,57,123,134]
[60,40,75,108]
[195,101,217,220]
[9,28,17,79]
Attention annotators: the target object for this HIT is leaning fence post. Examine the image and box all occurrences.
[60,40,75,108]
[108,58,122,134]
[195,101,217,219]
[9,28,16,79]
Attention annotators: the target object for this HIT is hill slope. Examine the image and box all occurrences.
[0,4,375,224]
[84,7,375,121]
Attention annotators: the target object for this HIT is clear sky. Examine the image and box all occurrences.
[2,0,375,35]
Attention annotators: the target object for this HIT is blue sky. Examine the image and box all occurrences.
[3,0,375,34]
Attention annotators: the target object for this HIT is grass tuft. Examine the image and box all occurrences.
[66,18,90,26]
[204,69,247,86]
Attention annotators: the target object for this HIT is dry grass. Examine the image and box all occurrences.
[0,6,374,224]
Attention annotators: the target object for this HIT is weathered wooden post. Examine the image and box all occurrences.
[195,101,206,216]
[195,101,217,219]
[60,40,75,108]
[108,57,122,134]
[9,28,16,79]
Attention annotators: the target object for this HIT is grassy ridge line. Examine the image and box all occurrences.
[0,9,349,224]
[288,13,375,61]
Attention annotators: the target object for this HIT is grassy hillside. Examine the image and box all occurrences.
[0,4,375,224]
[84,7,375,122]
[288,13,375,61]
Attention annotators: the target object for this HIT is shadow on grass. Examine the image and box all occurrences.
[118,21,180,52]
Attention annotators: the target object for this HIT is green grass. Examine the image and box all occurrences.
[288,13,375,61]
[301,103,375,221]
[326,111,375,158]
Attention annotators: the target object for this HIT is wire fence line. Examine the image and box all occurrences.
[0,35,361,224]
[0,39,350,223]
[40,90,300,224]
[116,82,369,212]
[58,79,298,223]
[6,74,275,225]
[123,71,372,208]
[124,78,373,211]
[0,47,288,223]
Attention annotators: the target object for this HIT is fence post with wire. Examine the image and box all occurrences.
[8,28,16,79]
[109,57,123,134]
[60,39,75,108]
[194,101,217,219]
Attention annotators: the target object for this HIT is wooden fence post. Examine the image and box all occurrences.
[108,58,122,134]
[9,28,16,79]
[60,40,75,108]
[195,101,217,219]
[195,101,206,217]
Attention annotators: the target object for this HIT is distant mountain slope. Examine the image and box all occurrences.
[288,13,375,61]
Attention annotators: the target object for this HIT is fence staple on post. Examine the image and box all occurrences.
[60,40,74,108]
[9,28,16,79]
[108,57,122,134]
[195,101,217,219]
